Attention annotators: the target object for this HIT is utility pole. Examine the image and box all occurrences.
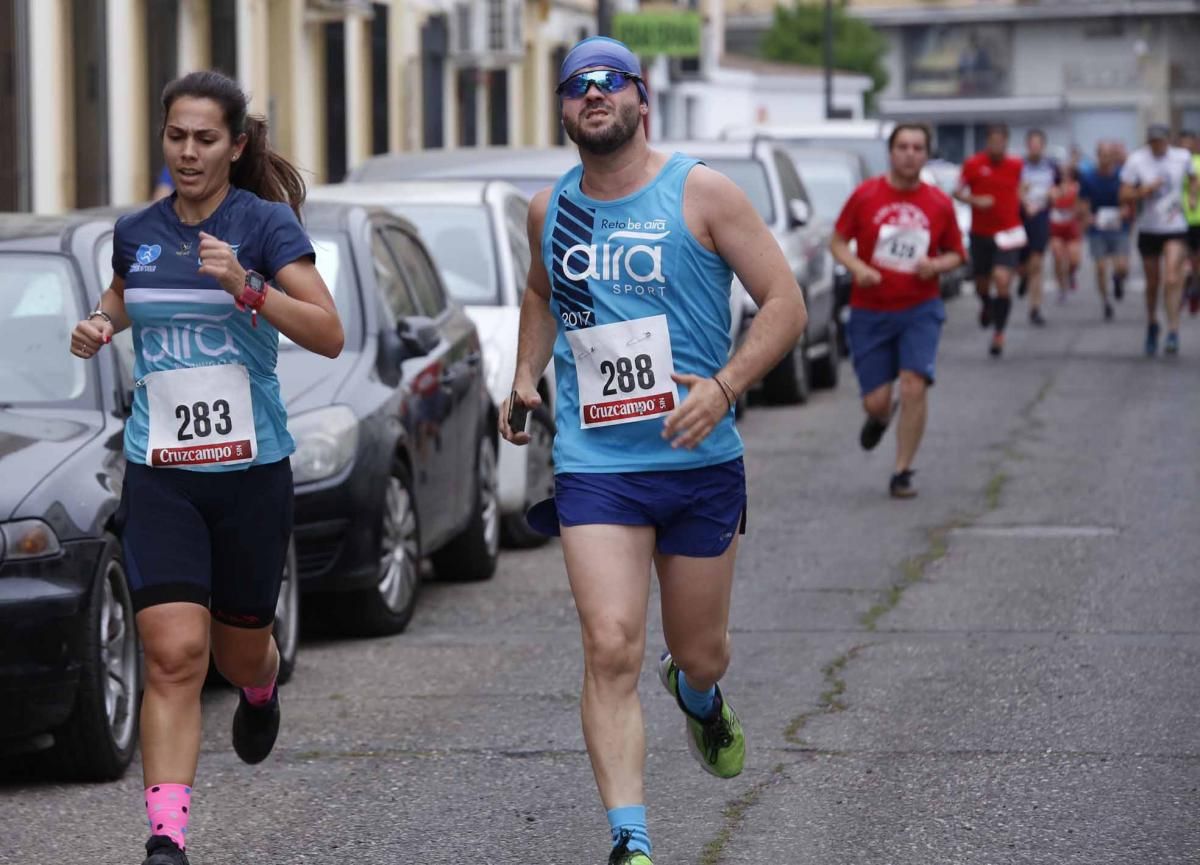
[598,0,613,36]
[823,0,834,119]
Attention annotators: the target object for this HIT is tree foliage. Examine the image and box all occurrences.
[761,1,890,99]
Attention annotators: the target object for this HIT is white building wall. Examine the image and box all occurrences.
[29,0,72,213]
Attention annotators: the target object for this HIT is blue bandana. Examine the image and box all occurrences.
[558,36,648,103]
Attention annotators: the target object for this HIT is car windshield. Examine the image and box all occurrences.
[280,232,358,348]
[702,158,775,223]
[387,204,500,306]
[786,155,857,220]
[794,137,888,176]
[0,254,89,403]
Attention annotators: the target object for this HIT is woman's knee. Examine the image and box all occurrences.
[143,632,209,689]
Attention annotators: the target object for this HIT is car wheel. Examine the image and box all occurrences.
[49,534,140,781]
[762,331,810,405]
[809,323,840,390]
[337,462,422,637]
[501,404,554,549]
[432,434,500,582]
[273,537,299,684]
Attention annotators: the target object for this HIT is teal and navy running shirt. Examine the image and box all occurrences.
[112,187,314,471]
[543,153,743,473]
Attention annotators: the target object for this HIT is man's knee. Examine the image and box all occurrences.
[668,632,731,686]
[862,386,892,419]
[582,622,644,685]
[898,371,928,404]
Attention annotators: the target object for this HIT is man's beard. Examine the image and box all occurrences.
[564,101,641,156]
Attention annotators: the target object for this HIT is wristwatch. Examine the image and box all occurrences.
[236,270,267,327]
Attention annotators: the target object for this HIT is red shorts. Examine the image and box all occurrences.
[1051,221,1081,242]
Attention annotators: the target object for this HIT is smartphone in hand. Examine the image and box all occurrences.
[507,392,529,433]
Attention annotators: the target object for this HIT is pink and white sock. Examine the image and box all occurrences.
[145,783,191,850]
[242,675,276,707]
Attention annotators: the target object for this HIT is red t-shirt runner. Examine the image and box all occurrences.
[835,176,966,313]
[959,152,1024,237]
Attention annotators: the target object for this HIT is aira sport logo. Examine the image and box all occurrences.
[130,243,162,273]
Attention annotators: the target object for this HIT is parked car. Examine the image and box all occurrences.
[722,119,896,176]
[280,201,499,636]
[783,147,870,357]
[347,146,750,404]
[655,138,840,403]
[308,181,554,548]
[0,215,139,780]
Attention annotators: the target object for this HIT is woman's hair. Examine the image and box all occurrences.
[161,70,305,218]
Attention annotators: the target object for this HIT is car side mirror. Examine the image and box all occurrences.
[789,199,811,228]
[397,316,440,359]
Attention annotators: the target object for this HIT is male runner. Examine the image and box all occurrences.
[499,37,806,865]
[1018,129,1060,325]
[831,123,964,498]
[1078,141,1131,320]
[957,124,1025,356]
[1120,124,1199,354]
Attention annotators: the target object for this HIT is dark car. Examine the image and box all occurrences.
[282,201,499,637]
[0,215,139,780]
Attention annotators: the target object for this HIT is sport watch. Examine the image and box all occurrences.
[236,269,267,327]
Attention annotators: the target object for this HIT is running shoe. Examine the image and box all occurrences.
[1145,322,1160,357]
[859,399,897,451]
[658,652,745,779]
[608,831,654,865]
[232,685,280,765]
[1029,308,1046,327]
[1164,331,1179,355]
[989,332,1005,357]
[889,470,917,499]
[1104,303,1114,322]
[979,297,993,328]
[142,836,190,865]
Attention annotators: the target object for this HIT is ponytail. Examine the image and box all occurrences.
[231,116,306,219]
[162,71,307,219]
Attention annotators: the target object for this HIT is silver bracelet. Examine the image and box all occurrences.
[88,309,113,325]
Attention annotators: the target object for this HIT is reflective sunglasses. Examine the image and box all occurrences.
[557,69,641,100]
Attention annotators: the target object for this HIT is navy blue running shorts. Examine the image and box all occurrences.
[846,298,946,396]
[117,458,294,627]
[526,458,747,558]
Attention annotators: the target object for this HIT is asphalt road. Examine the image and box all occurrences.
[3,273,1198,865]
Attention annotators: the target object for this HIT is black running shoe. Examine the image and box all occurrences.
[979,297,993,328]
[889,470,917,499]
[989,332,1005,357]
[142,836,189,865]
[1029,308,1046,327]
[232,686,280,765]
[1104,303,1114,322]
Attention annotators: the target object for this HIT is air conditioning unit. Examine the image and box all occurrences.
[449,0,524,66]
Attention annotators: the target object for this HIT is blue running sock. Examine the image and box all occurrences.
[607,805,651,856]
[678,671,718,720]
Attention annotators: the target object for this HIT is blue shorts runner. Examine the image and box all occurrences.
[118,458,294,627]
[527,458,747,558]
[846,298,946,396]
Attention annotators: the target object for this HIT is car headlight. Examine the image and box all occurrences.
[0,519,63,561]
[288,405,359,485]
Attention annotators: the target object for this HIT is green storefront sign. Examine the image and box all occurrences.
[613,10,702,58]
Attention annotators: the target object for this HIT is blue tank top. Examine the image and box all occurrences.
[113,188,315,471]
[543,153,743,473]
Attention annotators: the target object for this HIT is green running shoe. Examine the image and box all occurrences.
[608,830,653,865]
[658,651,745,779]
